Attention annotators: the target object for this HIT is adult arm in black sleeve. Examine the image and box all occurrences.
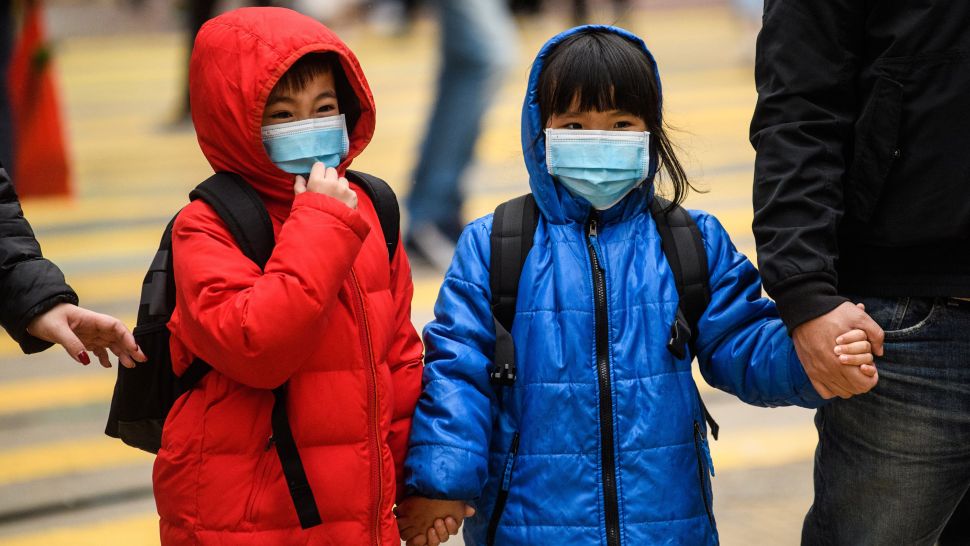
[0,162,79,353]
[749,0,865,331]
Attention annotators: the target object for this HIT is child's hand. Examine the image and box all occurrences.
[835,328,877,378]
[294,162,357,209]
[395,496,474,546]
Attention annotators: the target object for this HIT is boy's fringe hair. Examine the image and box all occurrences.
[269,52,361,132]
[537,30,700,209]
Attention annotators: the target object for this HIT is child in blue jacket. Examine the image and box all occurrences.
[396,26,875,546]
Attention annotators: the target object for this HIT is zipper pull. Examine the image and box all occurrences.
[588,217,598,238]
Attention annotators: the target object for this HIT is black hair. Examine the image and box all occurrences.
[270,52,361,134]
[537,30,697,207]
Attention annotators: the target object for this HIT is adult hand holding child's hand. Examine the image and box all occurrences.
[396,496,474,546]
[294,162,358,209]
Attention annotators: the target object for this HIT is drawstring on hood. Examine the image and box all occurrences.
[521,25,663,225]
[190,7,376,205]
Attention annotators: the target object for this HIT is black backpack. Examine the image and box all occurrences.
[488,194,718,435]
[104,170,399,529]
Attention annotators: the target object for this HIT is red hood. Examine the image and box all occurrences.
[189,7,375,204]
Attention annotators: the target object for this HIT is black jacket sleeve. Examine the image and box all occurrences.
[0,163,78,353]
[749,0,865,331]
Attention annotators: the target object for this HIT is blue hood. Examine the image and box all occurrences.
[521,25,663,225]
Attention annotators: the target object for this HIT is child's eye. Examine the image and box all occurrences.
[614,121,633,129]
[270,111,293,120]
[317,104,335,114]
[564,122,583,130]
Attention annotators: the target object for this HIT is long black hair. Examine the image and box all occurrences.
[537,29,696,207]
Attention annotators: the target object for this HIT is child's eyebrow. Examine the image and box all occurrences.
[314,90,337,101]
[266,96,295,106]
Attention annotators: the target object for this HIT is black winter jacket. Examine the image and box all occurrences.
[750,0,970,330]
[0,163,78,352]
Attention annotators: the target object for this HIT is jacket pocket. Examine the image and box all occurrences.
[486,432,520,546]
[244,445,277,523]
[848,76,904,222]
[692,422,715,530]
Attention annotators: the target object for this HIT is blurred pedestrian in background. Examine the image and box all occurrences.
[750,1,970,544]
[172,0,277,124]
[404,0,516,270]
[508,0,630,25]
[0,163,145,367]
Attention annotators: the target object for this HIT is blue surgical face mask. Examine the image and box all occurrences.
[545,128,651,210]
[261,114,349,175]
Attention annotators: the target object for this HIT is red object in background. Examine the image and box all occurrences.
[7,0,71,198]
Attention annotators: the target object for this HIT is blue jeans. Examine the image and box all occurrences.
[406,0,515,235]
[802,296,970,545]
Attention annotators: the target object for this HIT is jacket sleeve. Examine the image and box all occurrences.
[0,163,79,354]
[692,213,824,409]
[384,236,424,502]
[171,191,370,389]
[749,0,865,330]
[404,218,497,501]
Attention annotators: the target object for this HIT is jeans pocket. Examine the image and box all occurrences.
[883,297,939,339]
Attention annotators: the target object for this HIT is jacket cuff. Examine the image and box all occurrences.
[292,192,371,241]
[772,275,848,332]
[404,444,486,501]
[14,292,79,354]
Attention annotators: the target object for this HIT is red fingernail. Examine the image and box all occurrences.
[78,352,90,365]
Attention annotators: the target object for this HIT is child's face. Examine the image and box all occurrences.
[262,69,340,126]
[546,96,646,132]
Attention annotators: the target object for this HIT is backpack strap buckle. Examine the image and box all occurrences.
[490,361,517,387]
[667,311,692,361]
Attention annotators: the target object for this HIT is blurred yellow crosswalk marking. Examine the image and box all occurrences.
[0,438,151,487]
[0,513,159,546]
[712,421,818,472]
[0,375,114,417]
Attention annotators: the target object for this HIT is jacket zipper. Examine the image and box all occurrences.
[486,432,520,546]
[693,422,715,528]
[351,270,383,546]
[586,215,621,546]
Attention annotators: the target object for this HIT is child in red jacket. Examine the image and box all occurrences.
[152,8,423,545]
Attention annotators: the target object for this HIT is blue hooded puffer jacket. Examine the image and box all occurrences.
[404,25,823,546]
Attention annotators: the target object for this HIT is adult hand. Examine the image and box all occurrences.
[293,163,358,209]
[396,496,474,546]
[792,301,884,399]
[26,303,147,368]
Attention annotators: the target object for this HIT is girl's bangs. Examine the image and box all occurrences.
[542,31,657,123]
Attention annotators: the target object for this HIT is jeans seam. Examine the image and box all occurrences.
[890,297,910,331]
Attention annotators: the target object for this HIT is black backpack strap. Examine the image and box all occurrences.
[139,215,179,321]
[489,194,539,387]
[345,170,400,263]
[650,197,710,359]
[192,172,322,527]
[190,172,276,268]
[650,197,718,440]
[272,388,322,528]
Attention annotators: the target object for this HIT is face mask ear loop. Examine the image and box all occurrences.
[646,135,659,181]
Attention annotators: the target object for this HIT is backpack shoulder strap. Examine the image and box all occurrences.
[189,172,275,270]
[189,172,322,526]
[650,197,710,360]
[345,170,400,263]
[489,193,539,387]
[650,197,719,440]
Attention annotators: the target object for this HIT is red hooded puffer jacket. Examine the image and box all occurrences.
[152,8,423,545]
